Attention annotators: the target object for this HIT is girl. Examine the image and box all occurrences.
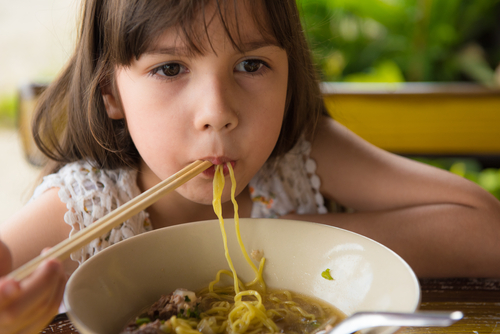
[2,0,500,332]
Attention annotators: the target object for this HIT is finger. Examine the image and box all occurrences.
[41,260,67,315]
[0,278,21,309]
[0,260,64,332]
[51,265,67,310]
[13,262,67,334]
[18,260,65,312]
[0,280,25,334]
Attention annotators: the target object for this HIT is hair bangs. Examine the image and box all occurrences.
[106,0,280,66]
[104,1,202,65]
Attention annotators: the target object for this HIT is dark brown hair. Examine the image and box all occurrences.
[33,0,327,173]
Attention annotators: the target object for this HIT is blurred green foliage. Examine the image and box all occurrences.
[413,157,500,200]
[298,0,500,85]
[0,94,17,128]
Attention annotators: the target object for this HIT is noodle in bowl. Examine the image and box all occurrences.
[64,218,420,334]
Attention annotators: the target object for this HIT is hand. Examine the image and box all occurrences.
[0,259,67,334]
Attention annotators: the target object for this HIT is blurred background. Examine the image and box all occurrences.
[298,0,500,85]
[0,0,79,222]
[0,0,500,223]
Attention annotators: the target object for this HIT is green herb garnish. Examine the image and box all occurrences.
[321,268,334,280]
[135,317,151,326]
[309,320,320,327]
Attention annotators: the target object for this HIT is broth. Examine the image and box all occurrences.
[122,287,345,334]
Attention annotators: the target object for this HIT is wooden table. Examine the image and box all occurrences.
[40,278,500,334]
[402,278,500,333]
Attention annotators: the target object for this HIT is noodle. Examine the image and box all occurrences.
[210,163,277,333]
[122,163,340,334]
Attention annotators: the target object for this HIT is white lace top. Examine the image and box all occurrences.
[31,139,327,264]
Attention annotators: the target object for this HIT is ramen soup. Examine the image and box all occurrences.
[121,287,345,334]
[121,164,344,334]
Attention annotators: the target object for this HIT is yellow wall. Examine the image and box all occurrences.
[324,85,500,155]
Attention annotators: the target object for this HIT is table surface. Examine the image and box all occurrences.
[40,278,500,334]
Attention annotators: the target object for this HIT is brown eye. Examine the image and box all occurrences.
[242,60,262,72]
[160,63,181,76]
[235,59,267,73]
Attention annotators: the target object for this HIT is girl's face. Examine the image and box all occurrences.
[105,1,288,205]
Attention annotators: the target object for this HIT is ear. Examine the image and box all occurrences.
[101,84,125,120]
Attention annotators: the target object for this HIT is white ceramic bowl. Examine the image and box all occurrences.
[64,219,420,334]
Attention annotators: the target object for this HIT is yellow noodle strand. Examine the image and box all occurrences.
[208,269,247,293]
[228,163,266,292]
[170,316,199,334]
[227,162,265,286]
[212,166,240,294]
[289,306,316,320]
[211,164,279,333]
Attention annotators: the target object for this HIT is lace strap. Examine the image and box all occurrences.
[301,141,328,214]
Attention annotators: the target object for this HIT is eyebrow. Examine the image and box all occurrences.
[144,40,280,56]
[239,40,281,52]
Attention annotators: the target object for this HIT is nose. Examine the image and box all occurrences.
[194,74,238,132]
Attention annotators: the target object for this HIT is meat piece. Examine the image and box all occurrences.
[147,294,177,320]
[147,289,199,320]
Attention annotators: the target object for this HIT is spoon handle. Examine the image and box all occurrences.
[326,310,463,334]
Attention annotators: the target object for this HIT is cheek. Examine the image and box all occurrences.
[126,114,183,165]
[118,77,180,140]
[247,83,287,144]
[238,97,285,184]
[118,85,187,173]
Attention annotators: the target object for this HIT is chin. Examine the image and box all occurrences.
[189,196,214,206]
[179,191,213,205]
[179,186,234,206]
[177,186,213,205]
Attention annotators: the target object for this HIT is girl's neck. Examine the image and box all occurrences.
[136,160,253,229]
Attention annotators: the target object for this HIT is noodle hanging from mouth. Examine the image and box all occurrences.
[210,163,276,333]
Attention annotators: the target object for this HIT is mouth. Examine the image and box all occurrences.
[200,157,236,177]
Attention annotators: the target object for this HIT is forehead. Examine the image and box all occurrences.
[144,0,278,56]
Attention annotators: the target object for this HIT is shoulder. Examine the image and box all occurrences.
[32,160,138,203]
[250,136,328,217]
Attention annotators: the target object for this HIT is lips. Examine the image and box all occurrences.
[200,158,236,177]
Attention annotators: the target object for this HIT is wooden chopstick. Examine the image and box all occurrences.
[9,160,213,281]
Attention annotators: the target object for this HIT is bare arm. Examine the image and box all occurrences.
[284,118,500,277]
